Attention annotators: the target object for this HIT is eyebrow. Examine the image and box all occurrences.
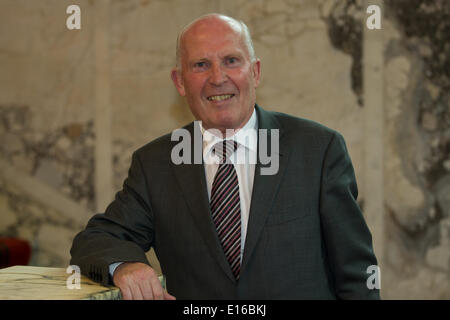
[189,51,244,62]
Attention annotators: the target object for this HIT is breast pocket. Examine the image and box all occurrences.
[265,207,311,226]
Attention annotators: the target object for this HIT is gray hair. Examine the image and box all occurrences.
[175,14,256,70]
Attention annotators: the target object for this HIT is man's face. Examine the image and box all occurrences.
[171,18,261,133]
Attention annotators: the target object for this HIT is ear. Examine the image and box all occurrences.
[252,59,261,88]
[171,68,186,96]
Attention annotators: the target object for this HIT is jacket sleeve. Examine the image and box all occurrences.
[70,150,154,286]
[319,131,381,299]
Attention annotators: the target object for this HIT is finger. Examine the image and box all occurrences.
[150,277,165,300]
[140,278,155,300]
[130,283,144,300]
[164,291,176,300]
[120,286,132,300]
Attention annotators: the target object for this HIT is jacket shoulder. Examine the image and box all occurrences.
[269,110,341,142]
[133,132,174,163]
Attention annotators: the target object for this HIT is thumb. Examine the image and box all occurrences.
[164,290,176,300]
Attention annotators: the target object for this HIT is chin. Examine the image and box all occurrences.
[214,115,239,130]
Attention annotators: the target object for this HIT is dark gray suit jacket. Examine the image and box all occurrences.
[70,105,380,299]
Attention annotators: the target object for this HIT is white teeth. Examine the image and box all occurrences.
[207,94,234,101]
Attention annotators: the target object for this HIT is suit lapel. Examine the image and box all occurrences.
[169,122,236,282]
[241,105,290,274]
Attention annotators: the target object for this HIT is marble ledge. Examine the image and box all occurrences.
[0,266,121,300]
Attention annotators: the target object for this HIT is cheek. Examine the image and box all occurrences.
[233,69,255,93]
[183,75,205,96]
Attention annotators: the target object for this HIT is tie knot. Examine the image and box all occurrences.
[213,140,238,162]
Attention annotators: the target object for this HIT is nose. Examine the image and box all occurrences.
[209,63,227,86]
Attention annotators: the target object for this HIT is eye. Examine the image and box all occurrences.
[193,61,209,71]
[227,57,238,64]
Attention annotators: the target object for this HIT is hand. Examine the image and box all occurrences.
[112,262,176,300]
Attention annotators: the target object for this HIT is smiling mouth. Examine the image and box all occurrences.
[207,94,235,102]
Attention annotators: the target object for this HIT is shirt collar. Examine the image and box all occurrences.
[200,107,258,158]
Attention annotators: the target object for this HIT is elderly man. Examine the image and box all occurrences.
[70,13,380,300]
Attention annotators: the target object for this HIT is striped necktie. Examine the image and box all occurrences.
[210,140,241,280]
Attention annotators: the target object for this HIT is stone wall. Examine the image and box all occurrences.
[382,0,450,299]
[0,0,448,298]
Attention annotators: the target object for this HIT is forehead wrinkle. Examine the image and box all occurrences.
[186,38,246,62]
